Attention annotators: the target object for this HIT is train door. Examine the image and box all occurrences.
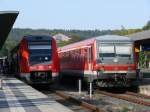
[87,46,95,84]
[82,46,92,71]
[88,46,92,71]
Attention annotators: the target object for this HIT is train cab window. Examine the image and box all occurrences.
[99,45,115,58]
[97,43,134,64]
[28,41,52,65]
[115,45,132,58]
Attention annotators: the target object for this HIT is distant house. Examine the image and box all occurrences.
[53,33,71,42]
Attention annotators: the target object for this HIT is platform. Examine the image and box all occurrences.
[0,77,73,112]
[137,78,150,96]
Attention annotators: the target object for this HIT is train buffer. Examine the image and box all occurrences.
[0,77,73,112]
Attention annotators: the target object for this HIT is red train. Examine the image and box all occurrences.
[58,35,137,87]
[9,35,59,84]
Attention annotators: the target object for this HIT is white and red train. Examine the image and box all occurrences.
[58,35,137,87]
[9,34,137,87]
[9,35,59,84]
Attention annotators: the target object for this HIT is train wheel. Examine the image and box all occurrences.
[96,80,109,88]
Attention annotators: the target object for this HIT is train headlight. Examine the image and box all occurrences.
[45,56,48,60]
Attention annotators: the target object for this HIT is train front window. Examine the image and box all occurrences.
[28,42,52,65]
[97,43,134,64]
[99,45,115,57]
[115,45,132,58]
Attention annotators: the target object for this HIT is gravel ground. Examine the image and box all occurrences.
[62,90,150,112]
[48,83,150,112]
[33,80,150,112]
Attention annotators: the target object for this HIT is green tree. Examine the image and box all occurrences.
[0,37,18,56]
[143,20,150,30]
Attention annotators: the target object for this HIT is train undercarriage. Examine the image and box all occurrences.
[20,71,53,84]
[87,71,137,88]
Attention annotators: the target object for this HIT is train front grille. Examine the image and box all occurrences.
[30,71,52,82]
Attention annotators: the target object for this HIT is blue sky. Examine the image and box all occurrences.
[0,0,150,30]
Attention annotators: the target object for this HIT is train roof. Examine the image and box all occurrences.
[23,35,53,41]
[95,35,133,42]
[59,35,133,51]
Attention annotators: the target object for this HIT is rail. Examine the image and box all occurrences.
[126,91,150,99]
[55,91,104,112]
[96,90,150,107]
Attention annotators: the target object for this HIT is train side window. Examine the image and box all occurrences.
[75,49,78,62]
[73,50,75,62]
[79,49,82,62]
[83,49,87,61]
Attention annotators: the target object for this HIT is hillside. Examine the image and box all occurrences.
[9,28,113,40]
[0,20,150,56]
[0,28,141,56]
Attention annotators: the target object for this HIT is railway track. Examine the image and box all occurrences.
[33,83,150,111]
[96,90,150,107]
[43,90,104,112]
[125,91,150,99]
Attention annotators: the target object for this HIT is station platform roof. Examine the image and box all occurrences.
[128,30,150,44]
[0,11,19,49]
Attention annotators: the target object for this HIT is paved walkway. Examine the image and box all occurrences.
[0,77,73,112]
